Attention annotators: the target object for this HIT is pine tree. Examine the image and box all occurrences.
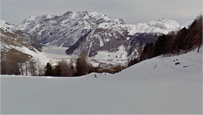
[153,35,166,57]
[53,65,61,76]
[44,63,53,76]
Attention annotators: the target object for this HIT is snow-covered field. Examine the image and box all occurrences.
[41,46,72,62]
[1,49,202,114]
[42,46,70,60]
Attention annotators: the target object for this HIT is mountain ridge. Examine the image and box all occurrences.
[1,11,183,66]
[17,11,182,47]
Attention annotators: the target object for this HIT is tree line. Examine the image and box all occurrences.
[44,54,126,77]
[1,51,125,77]
[129,15,202,66]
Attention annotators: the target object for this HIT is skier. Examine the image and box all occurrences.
[94,74,97,78]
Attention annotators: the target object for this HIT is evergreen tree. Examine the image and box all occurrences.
[53,65,61,76]
[148,42,154,58]
[44,63,53,76]
[140,43,149,61]
[140,42,154,61]
[153,35,166,57]
[172,28,188,52]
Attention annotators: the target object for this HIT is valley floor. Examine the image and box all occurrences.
[1,49,202,114]
[41,46,72,63]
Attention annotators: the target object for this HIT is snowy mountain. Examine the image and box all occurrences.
[65,16,182,64]
[17,11,182,65]
[1,48,202,114]
[18,11,182,47]
[126,18,182,35]
[15,11,184,66]
[18,11,120,47]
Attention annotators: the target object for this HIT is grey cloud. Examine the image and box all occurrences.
[1,0,202,26]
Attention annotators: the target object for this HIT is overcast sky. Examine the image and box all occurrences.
[1,0,202,26]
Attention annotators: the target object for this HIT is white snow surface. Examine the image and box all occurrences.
[14,46,50,65]
[1,49,202,114]
[41,46,72,64]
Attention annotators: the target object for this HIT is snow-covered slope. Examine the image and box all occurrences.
[1,49,202,114]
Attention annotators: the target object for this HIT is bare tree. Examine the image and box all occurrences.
[29,59,37,76]
[36,59,44,76]
[58,60,73,76]
[76,54,88,76]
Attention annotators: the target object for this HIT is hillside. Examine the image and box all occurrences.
[0,20,48,75]
[139,15,202,62]
[1,48,202,114]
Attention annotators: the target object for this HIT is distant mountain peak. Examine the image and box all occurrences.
[63,11,73,16]
[160,17,172,21]
[146,18,181,28]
